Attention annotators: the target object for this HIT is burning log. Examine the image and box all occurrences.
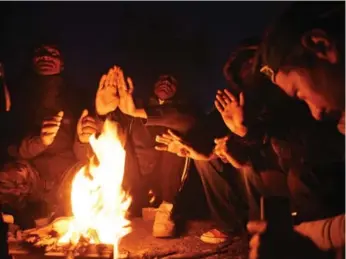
[10,119,133,259]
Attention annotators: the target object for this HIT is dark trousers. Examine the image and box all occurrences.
[194,159,248,233]
[123,148,187,216]
[242,166,345,224]
[156,152,188,204]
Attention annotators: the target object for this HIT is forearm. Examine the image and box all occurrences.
[223,152,250,169]
[190,150,215,161]
[144,106,196,133]
[232,125,248,138]
[294,214,345,250]
[73,138,93,164]
[18,136,47,159]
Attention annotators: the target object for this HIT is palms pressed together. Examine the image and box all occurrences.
[95,66,137,116]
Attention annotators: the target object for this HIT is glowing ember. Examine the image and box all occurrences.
[58,120,131,258]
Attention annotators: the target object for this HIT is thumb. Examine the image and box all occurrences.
[57,111,64,117]
[80,109,88,119]
[127,77,134,94]
[56,111,64,122]
[247,220,267,235]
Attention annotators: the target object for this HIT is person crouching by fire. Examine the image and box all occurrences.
[0,42,87,228]
[247,2,345,259]
[76,67,197,238]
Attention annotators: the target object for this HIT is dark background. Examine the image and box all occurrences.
[0,1,291,110]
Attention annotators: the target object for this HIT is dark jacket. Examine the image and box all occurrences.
[11,74,84,184]
[112,96,196,176]
[75,95,197,174]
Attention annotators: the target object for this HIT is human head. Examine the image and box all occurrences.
[154,74,178,100]
[223,37,300,125]
[223,37,262,94]
[32,43,64,76]
[258,2,345,121]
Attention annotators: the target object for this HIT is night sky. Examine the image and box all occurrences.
[0,1,291,109]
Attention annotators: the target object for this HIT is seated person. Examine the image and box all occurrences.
[248,2,345,259]
[156,34,344,247]
[76,67,197,238]
[0,42,86,227]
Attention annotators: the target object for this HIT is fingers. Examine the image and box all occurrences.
[105,68,111,88]
[109,67,115,88]
[41,125,60,135]
[127,77,134,94]
[79,109,88,121]
[214,100,224,113]
[214,136,229,144]
[161,133,175,141]
[81,120,97,132]
[98,74,107,90]
[42,119,61,127]
[81,116,97,131]
[155,135,171,145]
[56,111,64,118]
[114,66,126,91]
[167,129,181,140]
[215,91,227,107]
[100,66,133,97]
[42,112,64,126]
[155,145,168,152]
[223,89,236,102]
[239,91,245,106]
[247,220,267,235]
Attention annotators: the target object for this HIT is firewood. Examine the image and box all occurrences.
[128,248,179,259]
[161,241,232,259]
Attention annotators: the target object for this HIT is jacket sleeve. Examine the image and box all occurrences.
[144,105,196,134]
[73,138,93,164]
[295,214,345,250]
[18,135,48,159]
[74,108,131,163]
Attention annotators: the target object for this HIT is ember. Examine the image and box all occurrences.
[54,119,132,258]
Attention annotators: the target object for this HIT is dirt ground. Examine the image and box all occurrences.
[119,218,249,258]
[9,218,249,259]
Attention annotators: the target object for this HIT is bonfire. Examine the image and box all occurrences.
[23,119,132,258]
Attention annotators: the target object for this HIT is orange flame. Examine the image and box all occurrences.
[58,120,131,258]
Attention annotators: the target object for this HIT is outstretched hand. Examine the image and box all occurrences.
[215,89,247,137]
[95,66,120,115]
[40,111,64,146]
[116,67,137,116]
[155,130,210,161]
[213,136,248,168]
[77,109,98,144]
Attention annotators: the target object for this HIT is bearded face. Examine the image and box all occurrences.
[154,75,177,101]
[33,45,63,76]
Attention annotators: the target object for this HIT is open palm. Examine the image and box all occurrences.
[95,67,119,115]
[114,67,137,116]
[215,89,247,137]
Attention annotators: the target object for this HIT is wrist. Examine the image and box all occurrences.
[232,125,248,137]
[133,109,147,119]
[39,136,50,147]
[78,136,89,144]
